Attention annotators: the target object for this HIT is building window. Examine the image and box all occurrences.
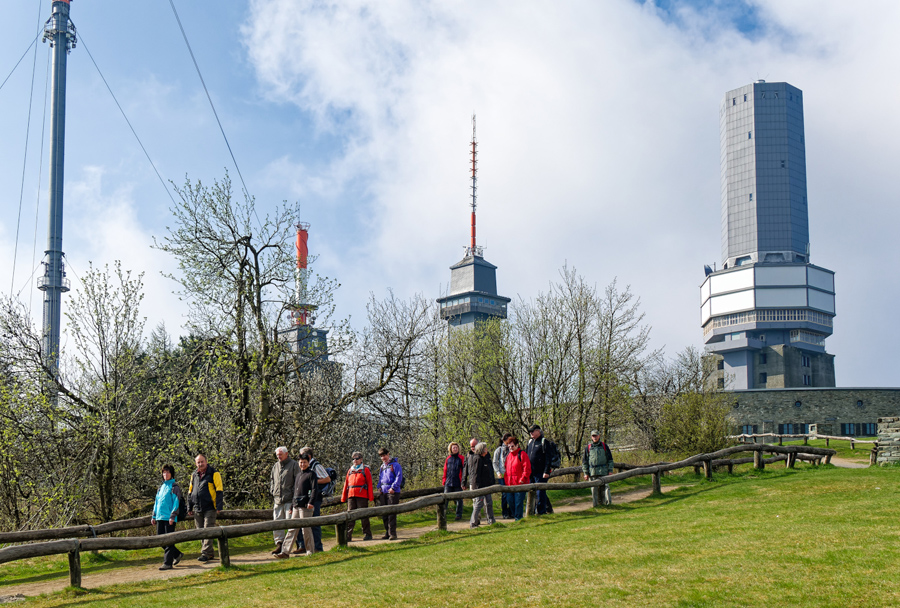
[779,423,808,435]
[743,94,747,102]
[759,353,767,365]
[748,131,752,139]
[801,355,811,367]
[794,401,802,408]
[781,160,786,168]
[759,372,767,385]
[733,98,736,106]
[803,374,811,386]
[863,423,876,436]
[741,425,758,435]
[717,359,724,370]
[857,400,864,408]
[749,193,753,201]
[717,377,725,390]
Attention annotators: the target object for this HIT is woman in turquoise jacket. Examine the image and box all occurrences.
[151,464,186,570]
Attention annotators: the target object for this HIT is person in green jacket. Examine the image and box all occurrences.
[151,464,185,570]
[582,430,614,507]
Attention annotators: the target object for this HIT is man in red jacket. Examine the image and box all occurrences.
[341,451,375,542]
[504,437,531,521]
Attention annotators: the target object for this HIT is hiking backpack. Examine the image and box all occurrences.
[544,438,562,469]
[173,482,188,522]
[322,467,339,497]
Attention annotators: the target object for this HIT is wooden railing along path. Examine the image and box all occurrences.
[0,443,835,588]
[730,433,876,449]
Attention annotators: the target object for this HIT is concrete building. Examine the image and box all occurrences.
[701,81,836,390]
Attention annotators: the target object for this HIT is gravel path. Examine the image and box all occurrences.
[0,485,676,599]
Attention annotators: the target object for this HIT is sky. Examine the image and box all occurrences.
[0,0,897,386]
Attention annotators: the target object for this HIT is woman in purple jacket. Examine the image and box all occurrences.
[377,448,403,540]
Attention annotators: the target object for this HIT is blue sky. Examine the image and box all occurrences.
[0,0,898,386]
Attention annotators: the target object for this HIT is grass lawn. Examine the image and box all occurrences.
[11,463,900,607]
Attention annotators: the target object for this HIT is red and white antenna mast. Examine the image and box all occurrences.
[293,222,317,326]
[466,114,483,257]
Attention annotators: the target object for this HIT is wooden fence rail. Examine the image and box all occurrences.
[0,443,835,588]
[730,433,876,449]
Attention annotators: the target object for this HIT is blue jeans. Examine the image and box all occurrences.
[497,479,511,517]
[530,475,552,514]
[510,491,526,520]
[445,484,463,518]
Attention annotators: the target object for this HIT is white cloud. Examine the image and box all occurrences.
[238,0,900,385]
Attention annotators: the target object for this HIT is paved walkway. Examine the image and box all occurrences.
[0,485,672,599]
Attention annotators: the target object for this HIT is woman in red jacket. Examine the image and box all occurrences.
[341,451,375,542]
[504,437,531,521]
[442,442,466,521]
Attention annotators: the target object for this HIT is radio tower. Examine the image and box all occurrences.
[38,0,76,399]
[437,115,510,328]
[293,222,316,326]
[466,114,482,257]
[286,221,329,362]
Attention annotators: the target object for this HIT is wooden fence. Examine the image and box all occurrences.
[0,443,835,589]
[731,432,877,449]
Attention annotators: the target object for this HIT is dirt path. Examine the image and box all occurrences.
[830,456,869,469]
[0,485,676,600]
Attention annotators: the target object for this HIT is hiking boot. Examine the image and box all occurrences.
[363,534,373,541]
[389,535,398,541]
[454,515,462,521]
[173,552,184,566]
[271,542,283,556]
[291,548,305,555]
[159,564,173,571]
[273,553,289,559]
[381,534,390,540]
[469,523,479,528]
[197,555,210,563]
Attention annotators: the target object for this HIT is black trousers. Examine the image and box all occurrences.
[156,520,181,565]
[379,491,400,536]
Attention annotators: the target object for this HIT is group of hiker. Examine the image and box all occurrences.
[150,426,614,570]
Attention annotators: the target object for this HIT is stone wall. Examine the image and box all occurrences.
[876,417,900,465]
[727,387,900,435]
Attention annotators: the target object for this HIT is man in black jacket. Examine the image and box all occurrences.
[526,425,553,515]
[187,454,224,562]
[466,442,496,527]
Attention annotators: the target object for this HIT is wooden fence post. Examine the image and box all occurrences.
[803,436,808,446]
[825,453,832,465]
[702,460,712,480]
[753,449,764,470]
[218,534,231,568]
[825,438,829,447]
[525,490,535,518]
[786,453,796,469]
[851,440,855,450]
[437,500,447,531]
[693,465,701,476]
[68,543,82,588]
[336,522,348,546]
[778,435,783,446]
[727,462,733,475]
[651,472,661,495]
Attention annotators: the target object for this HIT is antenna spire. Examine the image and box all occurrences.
[466,114,483,257]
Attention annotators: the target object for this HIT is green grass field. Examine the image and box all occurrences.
[7,463,899,607]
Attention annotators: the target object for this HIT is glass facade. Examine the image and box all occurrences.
[720,82,809,268]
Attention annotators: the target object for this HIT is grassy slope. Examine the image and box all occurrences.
[15,464,900,608]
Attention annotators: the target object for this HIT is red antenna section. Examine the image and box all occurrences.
[466,114,483,257]
[293,222,317,326]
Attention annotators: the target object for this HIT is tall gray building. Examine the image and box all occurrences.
[701,81,836,390]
